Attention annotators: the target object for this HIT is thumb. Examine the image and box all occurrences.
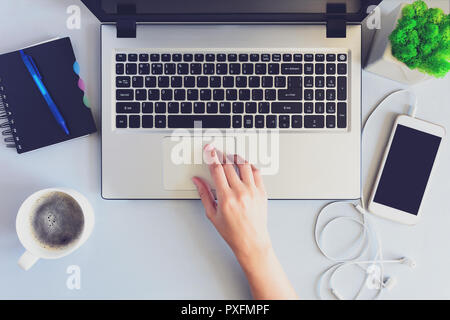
[192,177,217,220]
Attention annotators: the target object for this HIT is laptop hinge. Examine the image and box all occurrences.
[326,3,347,38]
[116,4,136,38]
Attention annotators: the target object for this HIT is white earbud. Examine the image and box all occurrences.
[400,257,417,268]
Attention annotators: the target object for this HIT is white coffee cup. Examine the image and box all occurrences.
[16,188,95,270]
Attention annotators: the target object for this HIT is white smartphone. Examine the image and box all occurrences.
[368,115,445,225]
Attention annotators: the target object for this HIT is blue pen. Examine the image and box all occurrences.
[20,50,70,135]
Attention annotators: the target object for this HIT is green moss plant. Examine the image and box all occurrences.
[389,0,450,78]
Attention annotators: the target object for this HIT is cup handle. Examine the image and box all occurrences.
[18,251,39,270]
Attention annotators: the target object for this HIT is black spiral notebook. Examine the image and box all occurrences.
[0,37,97,153]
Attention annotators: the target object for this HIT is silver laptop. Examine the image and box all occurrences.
[81,0,378,199]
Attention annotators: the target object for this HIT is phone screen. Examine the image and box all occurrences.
[373,124,442,215]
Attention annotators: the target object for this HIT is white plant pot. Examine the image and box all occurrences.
[365,3,433,85]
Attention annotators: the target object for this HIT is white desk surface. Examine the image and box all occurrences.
[1,0,449,299]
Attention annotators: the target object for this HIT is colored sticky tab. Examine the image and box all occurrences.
[73,61,90,108]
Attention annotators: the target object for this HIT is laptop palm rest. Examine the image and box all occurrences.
[162,136,236,191]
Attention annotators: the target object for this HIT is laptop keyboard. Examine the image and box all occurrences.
[114,50,348,130]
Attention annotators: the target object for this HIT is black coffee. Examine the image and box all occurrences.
[30,192,84,249]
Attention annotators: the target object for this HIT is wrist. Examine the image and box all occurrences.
[235,241,275,274]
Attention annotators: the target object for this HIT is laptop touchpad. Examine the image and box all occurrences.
[162,136,236,191]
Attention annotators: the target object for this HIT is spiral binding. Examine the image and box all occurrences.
[0,77,20,150]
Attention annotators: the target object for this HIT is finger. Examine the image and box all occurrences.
[251,164,265,192]
[215,149,242,189]
[233,154,255,186]
[204,144,230,194]
[192,177,217,220]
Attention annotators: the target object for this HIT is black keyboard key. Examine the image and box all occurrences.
[304,102,313,113]
[142,102,153,113]
[155,102,166,113]
[117,102,139,113]
[142,115,153,128]
[230,63,240,75]
[220,102,231,113]
[223,76,234,88]
[315,89,324,101]
[226,89,237,100]
[268,63,279,75]
[275,76,286,87]
[337,77,347,100]
[116,115,127,128]
[145,76,157,87]
[116,76,131,87]
[233,102,244,113]
[250,54,259,62]
[272,54,281,62]
[150,54,160,62]
[242,63,253,75]
[129,115,140,128]
[326,64,336,75]
[272,102,302,113]
[158,76,169,87]
[194,53,204,62]
[116,54,126,62]
[216,63,228,75]
[139,54,149,62]
[278,88,301,101]
[169,115,231,128]
[315,76,325,88]
[217,54,226,62]
[326,76,336,88]
[255,64,266,75]
[194,102,205,113]
[255,115,264,128]
[197,76,208,88]
[304,115,324,128]
[233,115,242,128]
[172,54,182,62]
[304,76,313,88]
[174,89,186,101]
[239,54,249,62]
[206,53,215,62]
[315,102,324,113]
[315,63,325,75]
[200,89,211,101]
[292,115,302,128]
[283,54,292,62]
[213,89,224,101]
[155,115,166,128]
[126,63,137,75]
[266,115,277,128]
[249,76,260,88]
[132,76,144,88]
[252,89,263,101]
[326,102,336,113]
[177,63,189,75]
[183,54,193,62]
[168,102,179,114]
[293,54,303,62]
[203,63,215,75]
[245,102,257,113]
[258,102,270,113]
[304,63,313,74]
[184,76,195,87]
[326,54,336,61]
[161,89,173,100]
[239,89,250,101]
[279,115,290,128]
[181,102,192,114]
[326,89,336,100]
[261,54,270,62]
[265,89,276,101]
[337,102,347,128]
[161,54,171,62]
[262,76,273,87]
[151,63,163,75]
[228,54,237,62]
[207,102,218,114]
[187,89,199,100]
[135,89,147,100]
[315,54,325,62]
[288,76,302,88]
[326,115,336,128]
[116,89,134,100]
[236,76,247,88]
[116,63,124,74]
[338,63,347,74]
[244,115,253,128]
[210,76,221,88]
[304,54,314,61]
[304,89,313,101]
[171,76,182,87]
[338,54,347,62]
[281,63,302,74]
[148,89,159,100]
[128,54,138,62]
[139,63,150,75]
[164,63,176,75]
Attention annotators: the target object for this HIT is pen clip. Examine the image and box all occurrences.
[19,50,41,79]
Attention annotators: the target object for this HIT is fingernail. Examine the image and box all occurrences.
[204,144,214,152]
